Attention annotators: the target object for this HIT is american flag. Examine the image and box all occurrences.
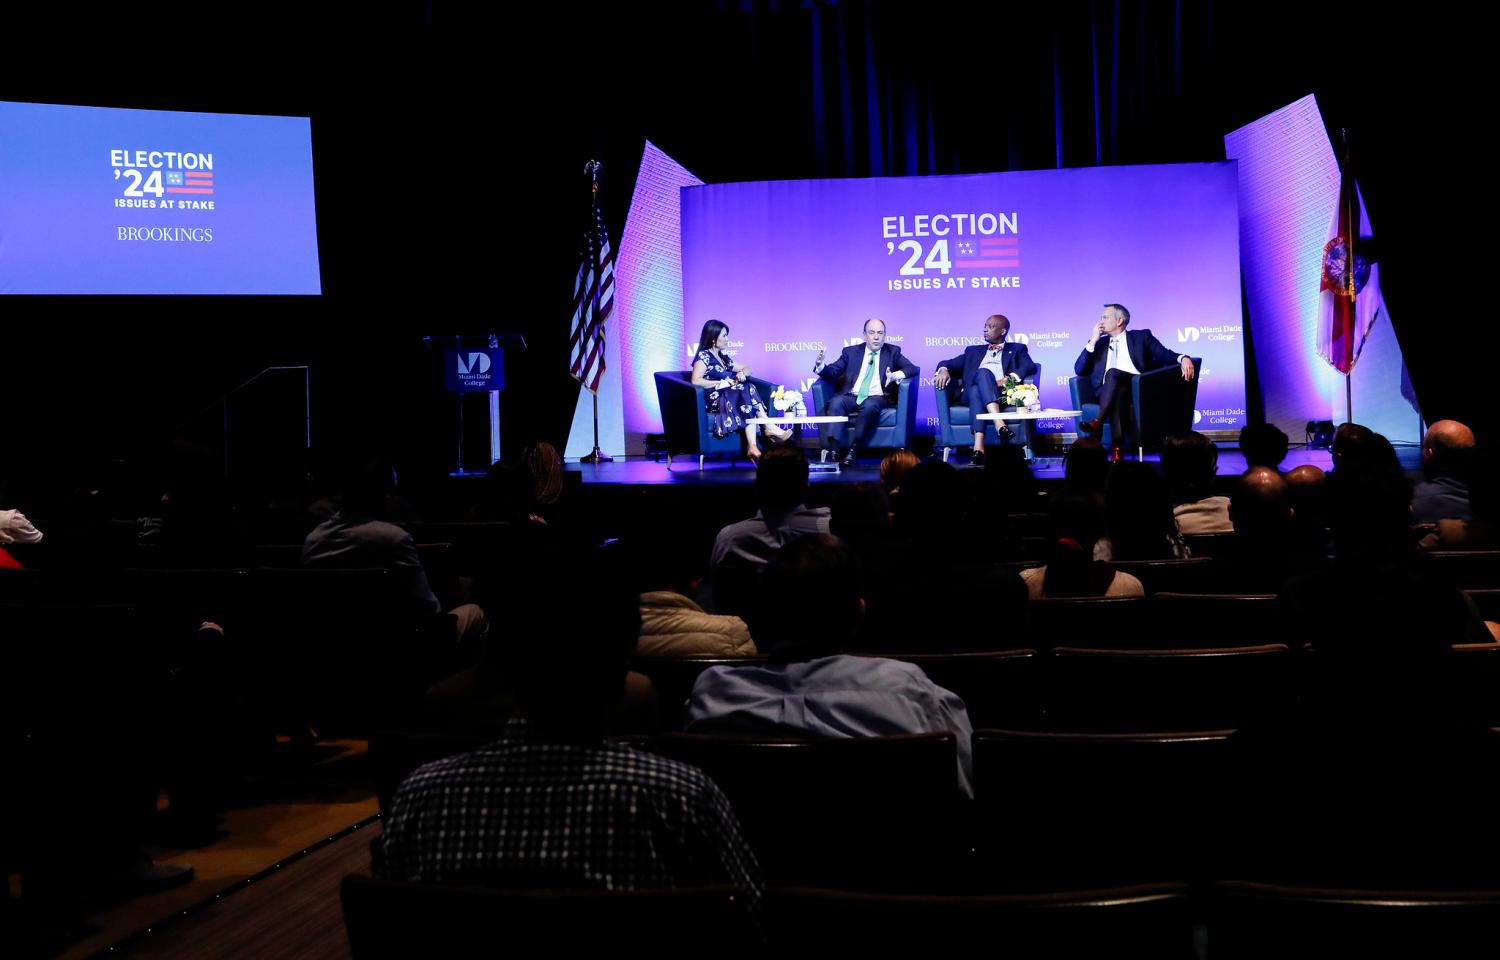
[165,169,215,195]
[954,236,1019,269]
[568,203,614,393]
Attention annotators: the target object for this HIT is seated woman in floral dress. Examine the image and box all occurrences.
[690,319,792,463]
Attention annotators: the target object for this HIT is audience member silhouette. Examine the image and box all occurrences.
[686,533,976,795]
[382,547,761,906]
[1061,437,1110,496]
[710,447,829,617]
[1023,490,1143,598]
[1223,467,1325,591]
[878,449,920,502]
[1161,431,1232,534]
[1099,461,1186,560]
[1239,423,1289,471]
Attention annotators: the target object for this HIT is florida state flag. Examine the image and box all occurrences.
[1316,150,1384,374]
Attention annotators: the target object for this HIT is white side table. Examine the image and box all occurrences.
[969,409,1083,461]
[743,415,851,472]
[746,415,852,426]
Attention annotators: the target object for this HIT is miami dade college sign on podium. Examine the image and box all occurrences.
[428,333,524,476]
[444,348,504,393]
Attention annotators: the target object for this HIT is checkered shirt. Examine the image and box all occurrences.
[380,718,762,910]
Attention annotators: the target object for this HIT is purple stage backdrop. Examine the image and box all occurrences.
[681,163,1246,436]
[1224,95,1416,443]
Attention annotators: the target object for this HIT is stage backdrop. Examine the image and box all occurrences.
[0,101,320,295]
[568,141,703,459]
[1225,94,1418,443]
[680,163,1246,438]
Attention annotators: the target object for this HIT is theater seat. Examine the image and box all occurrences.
[656,732,964,890]
[972,728,1234,887]
[766,883,1194,955]
[1206,881,1500,960]
[1044,644,1294,730]
[342,875,753,958]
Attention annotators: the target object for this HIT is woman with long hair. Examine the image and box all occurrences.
[690,319,791,463]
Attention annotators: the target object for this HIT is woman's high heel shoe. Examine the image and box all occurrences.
[747,447,763,466]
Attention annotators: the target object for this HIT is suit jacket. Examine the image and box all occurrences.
[302,513,441,617]
[819,342,919,403]
[938,342,1039,403]
[1074,328,1181,388]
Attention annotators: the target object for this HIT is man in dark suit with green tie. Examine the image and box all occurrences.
[814,318,920,467]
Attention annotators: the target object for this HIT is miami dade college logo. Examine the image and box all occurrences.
[447,347,501,392]
[1178,327,1200,342]
[458,352,491,376]
[1192,410,1203,425]
[690,339,747,359]
[1009,333,1029,345]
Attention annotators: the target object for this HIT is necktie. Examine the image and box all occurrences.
[1107,337,1118,371]
[855,351,877,403]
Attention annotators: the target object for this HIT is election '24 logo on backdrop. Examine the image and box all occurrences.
[111,148,217,212]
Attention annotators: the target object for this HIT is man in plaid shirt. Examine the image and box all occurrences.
[379,547,762,910]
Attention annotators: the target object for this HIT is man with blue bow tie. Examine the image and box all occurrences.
[932,314,1038,467]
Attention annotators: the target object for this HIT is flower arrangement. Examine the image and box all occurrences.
[770,385,807,417]
[1000,374,1040,410]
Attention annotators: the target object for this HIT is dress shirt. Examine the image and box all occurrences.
[685,654,974,796]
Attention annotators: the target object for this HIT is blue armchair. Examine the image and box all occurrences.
[933,364,1042,462]
[1068,358,1202,455]
[654,370,779,469]
[810,374,920,457]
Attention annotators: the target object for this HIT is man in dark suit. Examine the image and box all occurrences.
[814,317,919,467]
[1075,303,1195,460]
[932,314,1038,466]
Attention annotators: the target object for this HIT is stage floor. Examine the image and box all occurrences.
[565,446,1417,486]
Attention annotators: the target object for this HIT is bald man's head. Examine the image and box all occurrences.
[1239,466,1289,500]
[1285,464,1328,534]
[1286,464,1326,490]
[1423,419,1477,478]
[1231,466,1292,535]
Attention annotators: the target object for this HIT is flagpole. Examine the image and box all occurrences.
[580,159,613,464]
[1341,128,1355,425]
